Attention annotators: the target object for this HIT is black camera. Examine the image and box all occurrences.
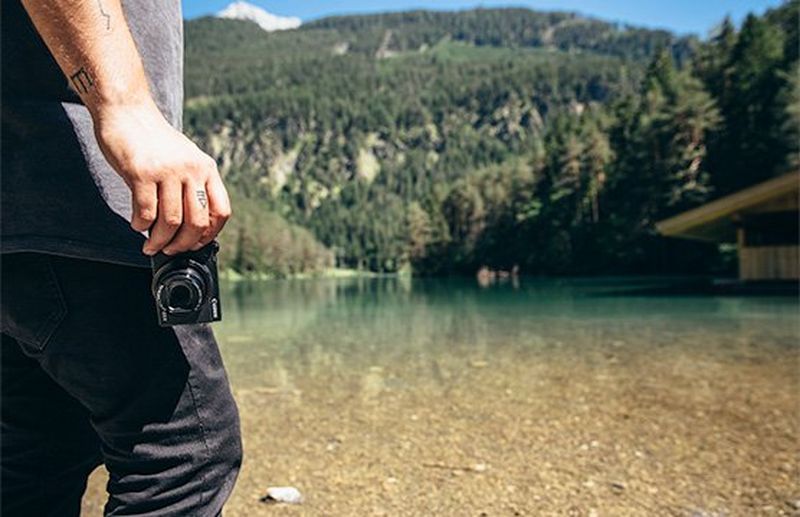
[151,241,222,327]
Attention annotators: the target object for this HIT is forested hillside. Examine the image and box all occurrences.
[184,3,799,276]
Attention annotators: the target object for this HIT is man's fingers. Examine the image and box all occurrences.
[163,182,210,255]
[143,180,182,256]
[130,181,157,232]
[194,174,231,249]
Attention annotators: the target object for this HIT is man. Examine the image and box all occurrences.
[1,0,242,515]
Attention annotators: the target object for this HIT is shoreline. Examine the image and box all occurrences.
[220,270,799,296]
[220,267,410,282]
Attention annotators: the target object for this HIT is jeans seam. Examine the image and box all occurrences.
[182,349,215,512]
[31,256,68,351]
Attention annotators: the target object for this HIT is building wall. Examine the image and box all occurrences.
[739,246,800,280]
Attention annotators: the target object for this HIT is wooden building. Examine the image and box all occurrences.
[656,173,799,281]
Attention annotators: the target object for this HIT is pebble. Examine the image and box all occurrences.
[382,477,399,491]
[260,486,303,505]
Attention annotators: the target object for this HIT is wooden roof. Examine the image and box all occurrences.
[656,172,800,242]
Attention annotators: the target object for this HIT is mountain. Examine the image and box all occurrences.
[301,9,695,62]
[216,1,301,32]
[184,4,799,277]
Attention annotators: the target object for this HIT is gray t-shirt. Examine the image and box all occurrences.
[1,0,183,267]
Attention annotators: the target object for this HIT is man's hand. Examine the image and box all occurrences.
[95,101,231,256]
[19,0,231,257]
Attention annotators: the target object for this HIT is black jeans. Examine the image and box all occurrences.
[0,253,242,516]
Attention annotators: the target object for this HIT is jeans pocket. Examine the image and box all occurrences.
[1,253,68,352]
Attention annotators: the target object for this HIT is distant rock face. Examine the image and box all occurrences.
[216,1,301,32]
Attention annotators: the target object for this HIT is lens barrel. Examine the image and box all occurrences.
[154,267,207,314]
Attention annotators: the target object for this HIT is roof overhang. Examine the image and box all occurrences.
[656,172,800,242]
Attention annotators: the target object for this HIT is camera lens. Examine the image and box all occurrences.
[157,269,206,314]
[166,280,198,311]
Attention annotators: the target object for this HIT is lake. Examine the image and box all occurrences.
[86,277,800,516]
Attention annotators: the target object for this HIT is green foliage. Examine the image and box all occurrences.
[697,1,799,195]
[218,192,333,277]
[187,4,797,276]
[778,62,800,170]
[303,9,695,62]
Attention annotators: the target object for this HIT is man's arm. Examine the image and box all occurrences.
[20,0,230,256]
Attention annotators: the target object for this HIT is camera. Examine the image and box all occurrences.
[151,241,222,327]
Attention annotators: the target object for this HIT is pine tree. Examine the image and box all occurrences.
[777,63,800,170]
[714,14,786,193]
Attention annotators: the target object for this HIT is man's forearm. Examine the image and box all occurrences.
[20,0,153,118]
[20,0,231,256]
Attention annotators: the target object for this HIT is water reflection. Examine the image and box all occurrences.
[216,277,798,391]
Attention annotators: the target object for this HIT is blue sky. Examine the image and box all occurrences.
[182,0,784,36]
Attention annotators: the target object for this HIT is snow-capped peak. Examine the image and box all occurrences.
[216,2,301,32]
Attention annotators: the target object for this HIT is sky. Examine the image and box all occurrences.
[182,0,785,36]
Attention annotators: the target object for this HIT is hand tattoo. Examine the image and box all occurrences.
[69,67,94,94]
[196,190,208,209]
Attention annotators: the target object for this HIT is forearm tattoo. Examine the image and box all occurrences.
[97,0,111,30]
[69,67,94,94]
[196,190,208,209]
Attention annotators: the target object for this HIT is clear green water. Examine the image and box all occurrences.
[204,277,799,514]
[216,277,799,389]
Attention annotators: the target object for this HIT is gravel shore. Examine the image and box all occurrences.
[83,333,799,516]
